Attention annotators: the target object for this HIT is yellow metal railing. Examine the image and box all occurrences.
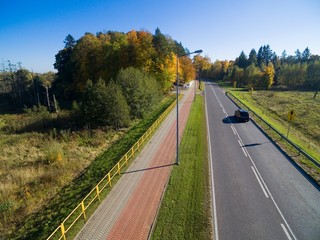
[46,95,182,240]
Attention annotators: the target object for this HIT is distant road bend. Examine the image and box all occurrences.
[205,82,320,240]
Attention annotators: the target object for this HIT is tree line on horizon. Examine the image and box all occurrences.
[1,33,319,127]
[202,45,320,97]
[0,28,208,128]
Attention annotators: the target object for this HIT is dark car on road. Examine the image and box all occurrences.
[234,109,249,122]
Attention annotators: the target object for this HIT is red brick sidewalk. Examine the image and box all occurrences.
[75,85,194,240]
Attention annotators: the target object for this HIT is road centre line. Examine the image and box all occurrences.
[238,140,248,157]
[236,128,297,239]
[232,120,297,239]
[210,85,297,240]
[251,166,269,198]
[281,224,293,240]
[231,125,237,135]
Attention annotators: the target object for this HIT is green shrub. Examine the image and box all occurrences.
[0,118,6,130]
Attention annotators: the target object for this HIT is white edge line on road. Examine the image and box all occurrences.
[238,140,248,157]
[281,224,293,240]
[205,85,219,240]
[251,166,269,198]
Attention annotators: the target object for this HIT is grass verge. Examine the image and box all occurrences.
[151,95,212,240]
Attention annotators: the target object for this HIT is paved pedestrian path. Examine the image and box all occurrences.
[75,86,194,240]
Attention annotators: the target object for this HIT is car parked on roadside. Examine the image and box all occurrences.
[234,109,249,122]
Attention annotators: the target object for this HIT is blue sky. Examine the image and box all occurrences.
[1,0,319,73]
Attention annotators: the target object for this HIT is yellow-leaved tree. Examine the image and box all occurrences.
[260,62,275,89]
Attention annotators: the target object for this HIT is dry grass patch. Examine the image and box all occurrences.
[0,116,123,237]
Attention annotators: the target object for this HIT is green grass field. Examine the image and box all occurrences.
[151,95,212,240]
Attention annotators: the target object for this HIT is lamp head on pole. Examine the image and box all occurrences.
[194,49,203,54]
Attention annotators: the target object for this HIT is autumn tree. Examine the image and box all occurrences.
[53,28,189,97]
[208,60,223,80]
[127,30,155,72]
[179,56,196,82]
[260,62,275,89]
[193,55,211,77]
[71,33,103,92]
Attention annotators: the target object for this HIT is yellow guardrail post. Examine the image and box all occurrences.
[61,223,66,240]
[96,186,100,201]
[117,162,121,175]
[81,201,87,220]
[108,172,112,187]
[125,154,128,165]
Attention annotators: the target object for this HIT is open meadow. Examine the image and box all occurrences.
[0,96,174,239]
[0,108,124,237]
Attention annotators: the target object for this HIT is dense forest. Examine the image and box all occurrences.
[202,45,320,98]
[0,28,210,128]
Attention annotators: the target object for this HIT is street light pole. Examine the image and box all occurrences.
[176,49,203,165]
[194,66,198,101]
[176,55,179,165]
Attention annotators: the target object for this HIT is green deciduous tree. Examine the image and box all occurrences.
[116,67,161,119]
[80,78,130,128]
[244,63,261,90]
[104,81,131,128]
[306,61,320,98]
[231,66,244,87]
[277,63,307,89]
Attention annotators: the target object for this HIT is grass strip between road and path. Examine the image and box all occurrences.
[151,95,212,240]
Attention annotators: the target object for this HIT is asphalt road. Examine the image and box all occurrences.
[205,82,320,240]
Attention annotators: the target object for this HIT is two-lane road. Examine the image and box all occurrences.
[205,82,320,240]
